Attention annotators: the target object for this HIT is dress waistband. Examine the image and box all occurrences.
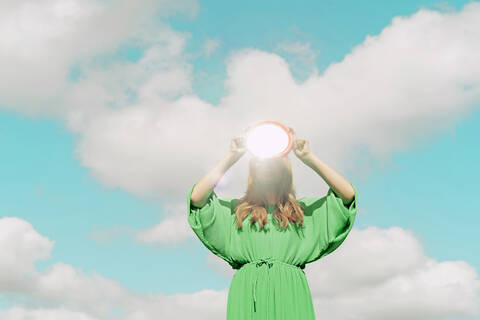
[239,258,305,313]
[240,258,305,270]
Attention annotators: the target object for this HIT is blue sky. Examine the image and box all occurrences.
[1,0,479,319]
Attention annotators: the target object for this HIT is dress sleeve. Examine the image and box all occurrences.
[187,183,239,269]
[303,181,358,263]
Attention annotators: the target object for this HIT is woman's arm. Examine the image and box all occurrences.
[301,153,355,206]
[190,152,239,208]
[288,127,355,206]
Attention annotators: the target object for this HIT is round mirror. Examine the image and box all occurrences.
[243,120,294,159]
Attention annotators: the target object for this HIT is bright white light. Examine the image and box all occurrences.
[245,123,289,159]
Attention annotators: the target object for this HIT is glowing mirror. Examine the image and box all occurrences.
[244,120,293,159]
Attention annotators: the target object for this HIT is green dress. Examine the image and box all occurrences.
[187,182,358,319]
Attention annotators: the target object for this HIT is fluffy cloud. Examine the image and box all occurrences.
[0,307,99,320]
[0,217,54,279]
[0,216,229,320]
[306,226,480,319]
[135,211,192,245]
[0,0,198,115]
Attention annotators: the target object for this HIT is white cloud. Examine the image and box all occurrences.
[62,30,195,134]
[135,212,192,245]
[304,226,480,319]
[0,0,198,116]
[0,217,54,288]
[0,216,229,320]
[0,307,100,320]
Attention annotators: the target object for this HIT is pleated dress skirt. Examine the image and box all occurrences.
[226,258,316,320]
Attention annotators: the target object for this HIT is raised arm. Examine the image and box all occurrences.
[190,137,246,208]
[288,127,355,206]
[302,153,355,206]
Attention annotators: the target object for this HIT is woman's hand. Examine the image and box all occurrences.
[289,127,311,161]
[228,136,247,162]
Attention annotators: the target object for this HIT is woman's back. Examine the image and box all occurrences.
[187,182,358,319]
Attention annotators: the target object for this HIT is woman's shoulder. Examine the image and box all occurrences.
[296,195,328,216]
[224,197,240,214]
[296,196,326,205]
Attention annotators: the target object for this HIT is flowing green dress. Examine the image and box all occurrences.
[187,182,358,319]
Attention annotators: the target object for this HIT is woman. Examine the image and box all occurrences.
[187,127,358,319]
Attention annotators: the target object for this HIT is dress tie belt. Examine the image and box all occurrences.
[239,258,305,313]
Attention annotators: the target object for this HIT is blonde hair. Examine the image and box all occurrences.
[234,155,305,230]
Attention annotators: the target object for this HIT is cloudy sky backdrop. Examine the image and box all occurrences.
[1,0,480,319]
